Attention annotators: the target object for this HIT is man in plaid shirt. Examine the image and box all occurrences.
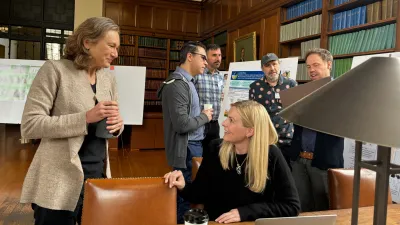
[194,44,224,157]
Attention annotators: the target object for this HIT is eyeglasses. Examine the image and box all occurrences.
[192,52,207,61]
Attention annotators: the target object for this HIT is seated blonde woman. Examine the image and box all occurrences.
[164,100,300,223]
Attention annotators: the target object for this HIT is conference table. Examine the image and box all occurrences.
[202,204,400,225]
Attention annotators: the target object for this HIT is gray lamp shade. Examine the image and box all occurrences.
[279,57,400,148]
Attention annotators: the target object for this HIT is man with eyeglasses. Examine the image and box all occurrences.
[194,44,224,158]
[157,41,213,224]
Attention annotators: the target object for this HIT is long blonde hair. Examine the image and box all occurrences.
[219,100,278,193]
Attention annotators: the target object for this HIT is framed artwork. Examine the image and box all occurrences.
[233,32,256,62]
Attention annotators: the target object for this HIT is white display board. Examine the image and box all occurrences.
[0,59,146,125]
[218,58,299,137]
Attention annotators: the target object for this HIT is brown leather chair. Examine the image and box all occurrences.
[191,157,203,181]
[81,177,176,225]
[191,157,204,209]
[328,168,392,210]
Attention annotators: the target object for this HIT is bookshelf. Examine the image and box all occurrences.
[279,0,399,82]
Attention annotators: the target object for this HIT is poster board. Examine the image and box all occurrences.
[0,59,146,125]
[218,57,299,137]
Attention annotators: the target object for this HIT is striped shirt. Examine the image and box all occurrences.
[194,68,224,121]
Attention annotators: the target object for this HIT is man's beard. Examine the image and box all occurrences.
[266,73,278,82]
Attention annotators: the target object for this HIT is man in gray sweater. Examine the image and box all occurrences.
[157,41,212,223]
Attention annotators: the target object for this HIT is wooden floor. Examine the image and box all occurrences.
[0,124,171,224]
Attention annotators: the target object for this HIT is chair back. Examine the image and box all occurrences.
[191,157,203,181]
[328,168,392,210]
[81,177,176,225]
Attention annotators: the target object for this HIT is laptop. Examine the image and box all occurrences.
[255,215,337,225]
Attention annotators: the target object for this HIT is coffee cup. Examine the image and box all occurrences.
[95,118,114,139]
[184,209,209,225]
[204,104,213,110]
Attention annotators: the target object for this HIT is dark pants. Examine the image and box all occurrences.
[291,157,329,212]
[202,121,220,158]
[173,140,203,224]
[32,193,83,225]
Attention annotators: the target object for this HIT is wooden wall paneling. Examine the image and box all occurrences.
[228,30,239,64]
[239,0,250,14]
[230,0,239,19]
[154,119,165,148]
[238,20,261,59]
[214,0,222,26]
[137,5,153,29]
[262,11,279,57]
[105,1,121,25]
[202,2,213,32]
[222,0,229,21]
[120,2,136,27]
[251,0,263,7]
[169,9,184,32]
[185,11,200,35]
[152,7,168,31]
[320,0,329,49]
[131,119,156,149]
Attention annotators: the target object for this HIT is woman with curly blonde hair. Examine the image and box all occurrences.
[165,100,300,223]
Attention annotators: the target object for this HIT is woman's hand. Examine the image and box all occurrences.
[163,170,186,190]
[215,209,241,223]
[106,110,123,134]
[86,101,119,124]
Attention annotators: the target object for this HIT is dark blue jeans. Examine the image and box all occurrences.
[173,140,203,224]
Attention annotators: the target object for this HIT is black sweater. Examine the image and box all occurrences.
[180,140,300,221]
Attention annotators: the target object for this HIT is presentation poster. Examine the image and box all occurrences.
[0,59,146,125]
[218,57,299,137]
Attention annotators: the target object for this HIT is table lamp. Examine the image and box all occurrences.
[279,57,400,225]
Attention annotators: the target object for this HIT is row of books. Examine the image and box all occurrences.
[145,80,163,90]
[333,0,351,6]
[144,100,162,106]
[138,48,167,58]
[296,63,310,81]
[147,69,166,79]
[145,91,158,100]
[138,37,167,48]
[332,6,367,31]
[120,34,135,45]
[332,58,353,78]
[112,56,135,66]
[300,38,321,59]
[170,61,180,69]
[119,46,135,56]
[381,0,398,20]
[280,14,321,42]
[170,51,180,60]
[171,40,185,50]
[329,23,396,55]
[286,0,323,20]
[138,58,166,69]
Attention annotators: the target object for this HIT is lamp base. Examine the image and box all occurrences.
[351,142,400,225]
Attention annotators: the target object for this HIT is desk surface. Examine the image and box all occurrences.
[205,204,400,225]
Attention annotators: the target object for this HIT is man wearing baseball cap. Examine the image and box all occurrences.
[249,53,297,167]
